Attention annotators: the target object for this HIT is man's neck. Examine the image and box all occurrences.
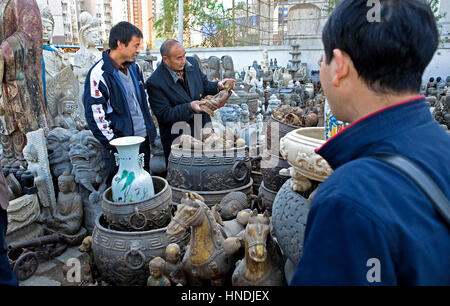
[109,49,125,66]
[346,89,420,123]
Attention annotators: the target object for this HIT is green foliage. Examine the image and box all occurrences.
[154,0,234,47]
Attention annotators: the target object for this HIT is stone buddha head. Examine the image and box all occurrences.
[58,171,76,194]
[39,4,54,45]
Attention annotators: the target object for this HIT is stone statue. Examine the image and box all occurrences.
[147,257,171,286]
[240,103,250,126]
[69,130,107,232]
[244,67,258,86]
[22,129,57,221]
[46,127,76,178]
[73,11,102,121]
[221,55,235,79]
[39,3,71,108]
[192,54,204,74]
[46,66,81,129]
[433,95,450,130]
[136,47,156,81]
[0,0,49,167]
[261,49,269,72]
[164,243,187,286]
[45,171,83,236]
[281,68,293,87]
[218,191,248,220]
[207,56,222,81]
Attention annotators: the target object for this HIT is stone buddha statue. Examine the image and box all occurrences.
[73,11,102,119]
[45,171,83,236]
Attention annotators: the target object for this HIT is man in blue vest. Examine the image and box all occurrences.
[291,0,450,285]
[84,22,157,184]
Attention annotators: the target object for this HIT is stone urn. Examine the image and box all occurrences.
[102,176,172,231]
[110,136,155,203]
[279,127,333,192]
[167,144,251,191]
[92,214,190,286]
[272,178,311,283]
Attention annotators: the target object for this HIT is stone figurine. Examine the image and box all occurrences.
[73,11,102,122]
[68,130,107,232]
[46,127,76,179]
[199,80,235,116]
[164,243,187,286]
[22,129,57,220]
[147,257,171,286]
[0,0,49,167]
[218,191,249,221]
[207,56,222,81]
[46,66,81,129]
[221,55,235,79]
[44,171,83,237]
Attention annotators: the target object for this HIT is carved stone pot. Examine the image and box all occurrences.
[171,178,254,208]
[167,145,251,191]
[257,181,278,212]
[92,214,190,286]
[280,127,333,184]
[102,176,172,231]
[272,178,311,282]
[266,116,298,156]
[260,150,290,192]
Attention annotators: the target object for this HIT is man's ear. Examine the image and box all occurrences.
[332,49,350,87]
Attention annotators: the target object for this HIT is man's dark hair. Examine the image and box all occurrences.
[160,39,181,57]
[322,0,439,94]
[109,21,143,50]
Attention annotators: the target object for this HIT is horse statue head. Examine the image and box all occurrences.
[244,209,271,263]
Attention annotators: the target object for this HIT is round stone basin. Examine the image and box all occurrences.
[280,127,333,182]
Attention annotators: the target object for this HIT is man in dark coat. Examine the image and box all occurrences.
[145,39,235,163]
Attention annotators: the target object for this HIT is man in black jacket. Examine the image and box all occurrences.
[146,39,235,163]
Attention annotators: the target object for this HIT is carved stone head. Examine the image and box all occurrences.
[38,4,54,45]
[79,12,101,48]
[58,171,76,194]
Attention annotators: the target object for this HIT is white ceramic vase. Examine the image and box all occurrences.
[110,136,155,203]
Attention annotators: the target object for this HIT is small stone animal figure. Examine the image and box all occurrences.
[147,257,171,286]
[78,236,100,283]
[223,209,286,286]
[200,80,235,116]
[164,243,187,286]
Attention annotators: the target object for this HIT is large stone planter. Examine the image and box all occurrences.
[102,176,172,231]
[92,214,190,286]
[280,127,333,192]
[167,145,251,191]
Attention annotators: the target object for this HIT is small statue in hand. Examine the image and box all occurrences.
[200,79,236,116]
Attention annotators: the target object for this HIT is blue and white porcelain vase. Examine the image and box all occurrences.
[110,136,155,203]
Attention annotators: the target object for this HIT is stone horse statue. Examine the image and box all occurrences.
[224,209,286,286]
[166,192,234,286]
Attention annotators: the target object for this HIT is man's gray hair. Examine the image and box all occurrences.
[160,39,181,57]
